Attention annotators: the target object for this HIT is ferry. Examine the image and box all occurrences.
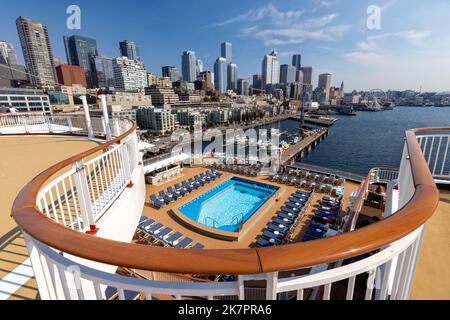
[0,103,449,301]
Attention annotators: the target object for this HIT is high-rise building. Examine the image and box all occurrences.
[119,40,140,61]
[16,16,57,86]
[55,64,87,86]
[318,73,332,103]
[252,74,263,92]
[292,54,302,70]
[181,51,197,83]
[262,50,280,89]
[112,56,147,91]
[198,71,213,91]
[214,57,227,94]
[162,66,179,82]
[296,70,304,83]
[63,35,98,88]
[91,55,115,88]
[0,41,18,65]
[221,42,232,63]
[227,63,238,91]
[280,64,297,84]
[237,78,250,96]
[196,59,203,77]
[301,67,313,85]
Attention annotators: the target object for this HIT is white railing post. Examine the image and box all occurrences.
[120,140,133,186]
[266,272,278,300]
[100,94,112,141]
[72,160,95,230]
[81,96,94,139]
[23,233,52,300]
[67,116,73,133]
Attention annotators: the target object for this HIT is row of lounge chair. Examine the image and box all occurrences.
[255,190,313,247]
[302,196,342,242]
[215,164,259,177]
[270,174,343,195]
[149,169,223,208]
[275,169,345,187]
[136,216,205,249]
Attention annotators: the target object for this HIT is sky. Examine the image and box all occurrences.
[1,0,450,92]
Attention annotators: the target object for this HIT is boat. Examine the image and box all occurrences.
[1,109,448,301]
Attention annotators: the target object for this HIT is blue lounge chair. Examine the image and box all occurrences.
[159,191,174,203]
[297,190,311,196]
[182,180,196,191]
[188,178,201,188]
[256,237,277,247]
[211,169,222,177]
[277,212,296,222]
[192,243,205,249]
[165,232,183,246]
[315,211,336,220]
[175,183,189,195]
[139,216,148,224]
[267,223,289,235]
[281,206,299,215]
[200,172,212,182]
[286,202,303,210]
[263,230,284,242]
[310,223,328,231]
[307,228,325,239]
[155,227,173,240]
[145,223,163,235]
[288,197,306,205]
[206,171,217,179]
[150,194,166,208]
[292,193,309,201]
[194,176,207,185]
[272,217,294,228]
[167,186,182,199]
[175,237,193,249]
[138,219,155,231]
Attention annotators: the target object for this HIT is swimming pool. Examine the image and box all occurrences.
[179,177,279,232]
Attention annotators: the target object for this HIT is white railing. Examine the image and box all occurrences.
[417,133,450,183]
[370,168,399,184]
[9,116,440,300]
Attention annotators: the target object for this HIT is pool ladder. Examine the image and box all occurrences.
[204,217,219,229]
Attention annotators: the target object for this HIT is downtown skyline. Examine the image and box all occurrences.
[0,0,449,92]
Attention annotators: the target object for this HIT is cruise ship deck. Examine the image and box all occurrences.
[0,110,449,300]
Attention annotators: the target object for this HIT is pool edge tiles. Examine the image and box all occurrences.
[179,177,279,233]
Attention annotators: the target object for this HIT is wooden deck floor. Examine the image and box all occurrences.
[410,189,450,300]
[0,135,100,300]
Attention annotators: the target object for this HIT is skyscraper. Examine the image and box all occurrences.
[214,57,227,94]
[181,51,197,83]
[0,41,18,65]
[318,73,332,103]
[262,50,280,89]
[301,67,313,85]
[63,35,98,87]
[162,66,179,82]
[221,42,232,63]
[292,54,302,70]
[119,40,140,61]
[237,78,250,96]
[227,63,238,91]
[196,59,204,77]
[280,64,297,84]
[113,56,147,91]
[91,55,115,88]
[16,16,57,86]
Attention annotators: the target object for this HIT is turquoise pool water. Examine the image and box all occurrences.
[179,177,278,232]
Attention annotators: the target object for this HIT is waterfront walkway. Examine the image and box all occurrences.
[281,130,328,163]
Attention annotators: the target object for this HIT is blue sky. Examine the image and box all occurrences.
[1,0,450,92]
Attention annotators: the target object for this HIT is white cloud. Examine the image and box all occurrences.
[209,4,305,27]
[396,30,431,46]
[343,51,389,66]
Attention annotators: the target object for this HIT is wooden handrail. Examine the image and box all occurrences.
[10,122,444,275]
